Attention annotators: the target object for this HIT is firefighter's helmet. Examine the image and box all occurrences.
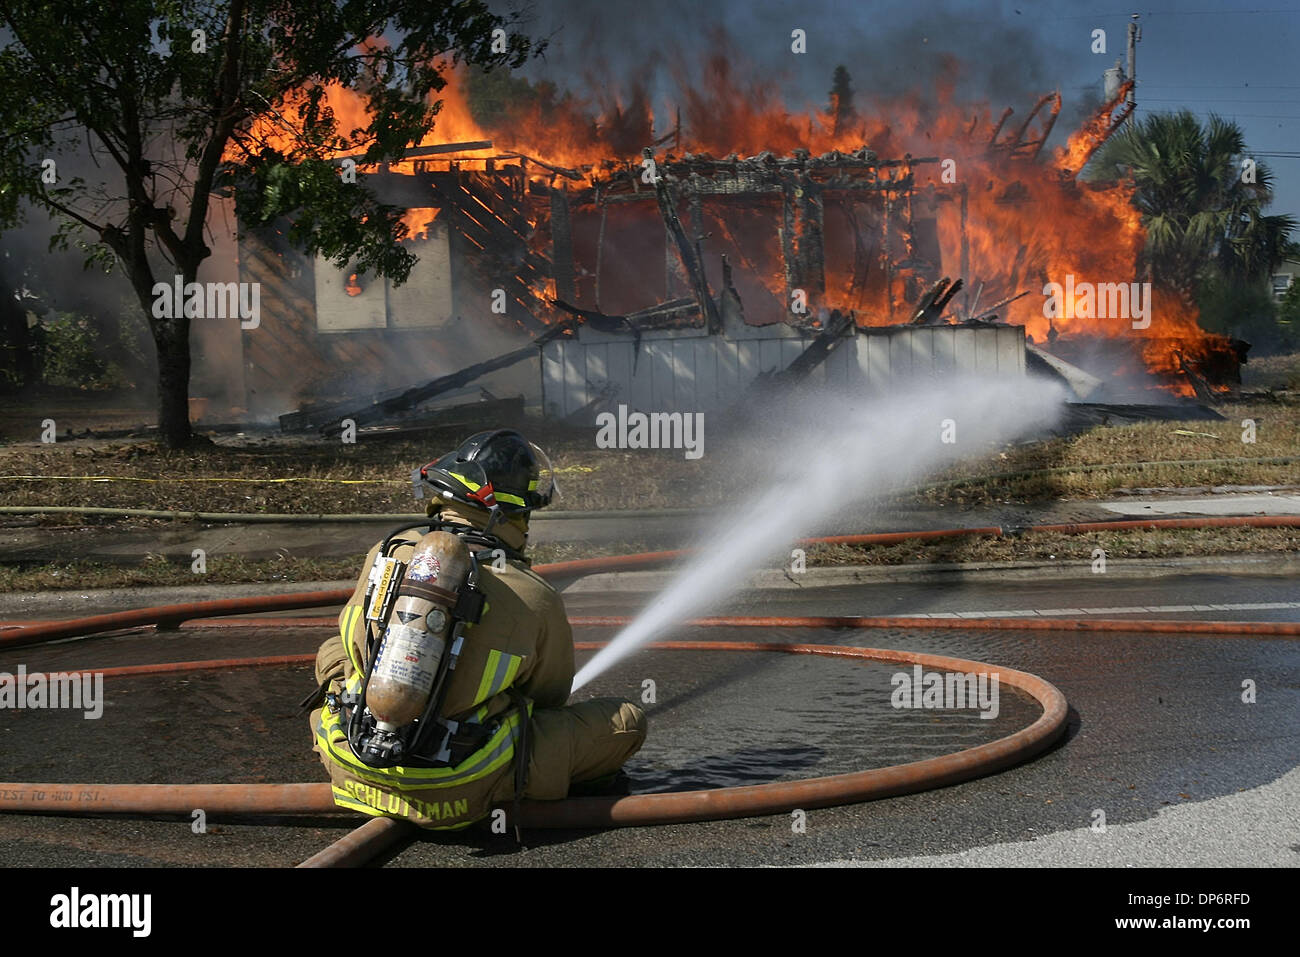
[412,429,556,516]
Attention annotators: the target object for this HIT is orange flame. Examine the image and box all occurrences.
[232,58,1230,392]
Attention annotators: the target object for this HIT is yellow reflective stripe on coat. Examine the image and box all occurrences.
[330,784,382,817]
[341,604,364,673]
[474,649,524,706]
[313,684,532,791]
[316,706,526,790]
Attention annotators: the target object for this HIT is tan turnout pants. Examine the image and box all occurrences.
[501,697,647,801]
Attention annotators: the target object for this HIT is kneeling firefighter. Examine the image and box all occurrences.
[306,429,647,835]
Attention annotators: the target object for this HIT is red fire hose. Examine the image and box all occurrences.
[0,642,1067,855]
[3,514,1295,649]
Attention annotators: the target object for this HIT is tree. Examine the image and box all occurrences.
[465,63,564,130]
[1086,110,1295,303]
[829,65,856,138]
[0,0,538,446]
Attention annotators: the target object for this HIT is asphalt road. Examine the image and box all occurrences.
[0,569,1295,868]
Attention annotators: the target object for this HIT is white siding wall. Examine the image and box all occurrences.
[541,324,1025,419]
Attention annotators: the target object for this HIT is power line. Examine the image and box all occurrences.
[1140,84,1300,90]
[1135,108,1300,119]
[1039,7,1300,16]
[1142,98,1300,104]
[1132,6,1300,13]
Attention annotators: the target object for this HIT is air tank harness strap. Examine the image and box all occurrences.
[428,516,528,565]
[441,721,495,766]
[299,678,332,714]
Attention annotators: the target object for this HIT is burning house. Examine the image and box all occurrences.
[218,66,1244,432]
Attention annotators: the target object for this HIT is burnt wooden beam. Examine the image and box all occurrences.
[498,151,583,181]
[910,277,950,325]
[1175,350,1219,404]
[988,107,1014,148]
[771,309,856,384]
[549,298,643,372]
[326,141,495,165]
[317,321,575,436]
[968,289,1030,323]
[644,147,721,333]
[781,180,797,308]
[909,277,965,325]
[795,173,826,300]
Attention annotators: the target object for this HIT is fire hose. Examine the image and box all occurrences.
[0,515,1297,866]
[3,515,1296,649]
[0,642,1067,865]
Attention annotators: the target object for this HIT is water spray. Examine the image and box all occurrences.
[571,375,1068,692]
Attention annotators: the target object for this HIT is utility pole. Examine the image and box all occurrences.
[1126,13,1141,124]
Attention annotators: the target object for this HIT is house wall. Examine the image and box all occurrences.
[541,323,1025,419]
[1273,258,1300,300]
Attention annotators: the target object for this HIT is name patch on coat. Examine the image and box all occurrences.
[344,779,470,822]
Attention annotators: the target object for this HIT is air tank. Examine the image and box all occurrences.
[365,530,472,730]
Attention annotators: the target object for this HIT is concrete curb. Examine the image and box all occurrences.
[2,552,1296,618]
[556,552,1300,593]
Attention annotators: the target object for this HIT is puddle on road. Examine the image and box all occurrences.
[575,635,1042,793]
[1,625,1043,796]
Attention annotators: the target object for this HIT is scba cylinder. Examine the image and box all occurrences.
[366,531,472,730]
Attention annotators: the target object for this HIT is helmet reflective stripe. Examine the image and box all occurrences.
[414,431,554,514]
[448,471,482,492]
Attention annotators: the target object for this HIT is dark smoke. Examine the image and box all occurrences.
[498,0,1106,139]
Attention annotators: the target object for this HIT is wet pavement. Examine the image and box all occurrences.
[0,570,1296,867]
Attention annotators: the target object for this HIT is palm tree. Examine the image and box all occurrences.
[1086,110,1296,301]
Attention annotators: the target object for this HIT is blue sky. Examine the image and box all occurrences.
[509,0,1300,221]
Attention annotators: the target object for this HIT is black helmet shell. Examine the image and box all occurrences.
[413,429,555,515]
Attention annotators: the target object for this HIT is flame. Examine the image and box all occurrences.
[231,57,1232,392]
[400,207,438,242]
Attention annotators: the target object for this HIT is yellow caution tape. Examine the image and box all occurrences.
[1,465,597,483]
[0,474,400,485]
